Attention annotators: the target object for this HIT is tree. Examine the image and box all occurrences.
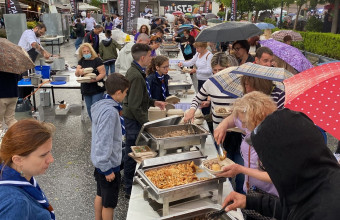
[293,0,307,30]
[89,0,101,8]
[331,0,339,33]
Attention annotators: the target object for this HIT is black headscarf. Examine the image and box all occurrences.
[251,109,340,219]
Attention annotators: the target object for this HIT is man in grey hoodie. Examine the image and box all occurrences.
[115,33,150,75]
[90,73,129,220]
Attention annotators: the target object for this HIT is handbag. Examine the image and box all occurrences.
[183,44,192,55]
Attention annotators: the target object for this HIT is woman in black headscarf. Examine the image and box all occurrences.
[223,108,340,220]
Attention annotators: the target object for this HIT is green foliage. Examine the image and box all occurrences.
[217,11,226,18]
[264,17,276,26]
[292,31,340,59]
[0,29,6,38]
[90,0,101,8]
[27,21,37,29]
[305,16,323,32]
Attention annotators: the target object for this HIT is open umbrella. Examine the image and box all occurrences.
[255,22,276,30]
[271,30,303,41]
[172,11,184,16]
[259,39,313,73]
[0,38,35,74]
[230,63,294,82]
[284,62,340,140]
[195,21,262,43]
[210,66,286,98]
[207,18,223,24]
[177,24,200,36]
[205,13,217,19]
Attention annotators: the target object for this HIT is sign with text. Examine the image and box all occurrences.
[69,0,77,14]
[160,1,212,14]
[6,0,22,14]
[123,0,139,34]
[231,0,237,21]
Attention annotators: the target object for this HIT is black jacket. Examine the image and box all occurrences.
[74,23,85,38]
[146,73,170,101]
[249,109,340,220]
[84,30,100,53]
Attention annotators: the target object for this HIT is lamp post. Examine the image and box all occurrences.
[280,0,284,28]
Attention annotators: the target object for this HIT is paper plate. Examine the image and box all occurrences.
[202,157,235,175]
[213,106,233,117]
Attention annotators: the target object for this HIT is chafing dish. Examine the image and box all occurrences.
[168,80,193,91]
[160,205,238,220]
[136,116,209,156]
[135,151,226,216]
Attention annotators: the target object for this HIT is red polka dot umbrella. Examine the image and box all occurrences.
[284,62,340,140]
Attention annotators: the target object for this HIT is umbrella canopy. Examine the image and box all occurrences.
[0,38,35,74]
[259,39,313,73]
[272,30,303,41]
[284,62,340,140]
[255,22,276,30]
[210,66,286,98]
[230,63,294,82]
[207,18,223,24]
[172,11,184,16]
[177,24,200,35]
[195,21,262,43]
[205,13,217,19]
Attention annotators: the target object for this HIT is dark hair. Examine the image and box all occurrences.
[183,29,191,35]
[240,75,273,95]
[94,24,103,30]
[35,23,46,30]
[283,35,292,42]
[76,18,81,23]
[0,119,55,170]
[105,73,130,95]
[155,18,161,22]
[154,26,164,34]
[233,40,250,53]
[139,25,149,35]
[150,35,162,44]
[131,43,152,61]
[255,47,273,59]
[146,55,169,75]
[248,36,260,46]
[105,29,112,37]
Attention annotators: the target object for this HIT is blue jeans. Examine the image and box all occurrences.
[84,92,103,121]
[123,117,142,195]
[104,64,115,76]
[75,37,84,50]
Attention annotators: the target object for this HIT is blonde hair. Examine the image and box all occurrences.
[193,42,208,48]
[211,53,239,68]
[233,91,277,131]
[78,43,98,60]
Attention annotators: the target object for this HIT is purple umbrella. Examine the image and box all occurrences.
[259,39,313,73]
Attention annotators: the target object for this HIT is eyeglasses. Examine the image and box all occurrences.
[233,47,242,52]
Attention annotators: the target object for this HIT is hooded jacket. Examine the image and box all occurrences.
[90,98,122,175]
[115,42,134,75]
[250,109,340,220]
[99,38,121,62]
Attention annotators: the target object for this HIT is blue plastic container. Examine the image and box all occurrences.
[35,66,51,79]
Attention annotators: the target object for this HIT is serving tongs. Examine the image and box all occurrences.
[206,203,239,220]
[214,138,226,161]
[187,120,195,134]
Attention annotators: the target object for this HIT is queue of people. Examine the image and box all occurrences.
[1,12,339,220]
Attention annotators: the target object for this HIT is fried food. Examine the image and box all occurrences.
[211,163,221,171]
[216,108,227,113]
[145,161,201,189]
[154,129,190,138]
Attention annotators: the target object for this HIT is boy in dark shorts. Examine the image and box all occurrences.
[91,73,129,219]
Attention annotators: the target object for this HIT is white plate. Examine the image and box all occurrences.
[213,106,233,117]
[202,157,235,175]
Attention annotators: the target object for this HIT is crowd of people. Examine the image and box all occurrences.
[0,10,339,220]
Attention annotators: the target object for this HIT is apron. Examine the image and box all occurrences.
[27,47,39,62]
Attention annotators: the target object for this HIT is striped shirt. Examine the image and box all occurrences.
[190,78,236,128]
[271,86,285,109]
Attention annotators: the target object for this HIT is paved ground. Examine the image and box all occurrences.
[9,38,339,220]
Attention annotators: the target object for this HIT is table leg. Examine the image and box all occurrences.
[32,87,37,111]
[52,41,54,56]
[58,38,60,55]
[51,87,55,105]
[162,197,170,216]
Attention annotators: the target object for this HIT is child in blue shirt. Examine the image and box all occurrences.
[90,73,129,219]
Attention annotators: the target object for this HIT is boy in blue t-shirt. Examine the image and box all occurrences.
[90,73,129,219]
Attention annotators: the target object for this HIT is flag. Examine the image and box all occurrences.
[6,0,22,14]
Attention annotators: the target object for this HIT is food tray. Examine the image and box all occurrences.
[213,106,233,117]
[131,145,154,157]
[202,158,235,175]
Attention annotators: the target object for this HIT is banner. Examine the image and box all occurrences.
[117,0,124,16]
[231,0,237,21]
[70,0,77,14]
[123,0,139,34]
[6,0,22,14]
[161,1,212,14]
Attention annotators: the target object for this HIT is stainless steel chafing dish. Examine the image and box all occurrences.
[168,80,193,91]
[135,151,226,216]
[136,116,209,156]
[160,205,238,220]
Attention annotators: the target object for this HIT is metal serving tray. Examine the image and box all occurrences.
[160,205,237,220]
[135,151,226,216]
[136,116,210,156]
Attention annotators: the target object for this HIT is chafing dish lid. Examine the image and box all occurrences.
[135,115,182,146]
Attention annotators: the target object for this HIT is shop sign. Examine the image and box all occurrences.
[124,0,139,34]
[6,0,22,14]
[160,1,212,13]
